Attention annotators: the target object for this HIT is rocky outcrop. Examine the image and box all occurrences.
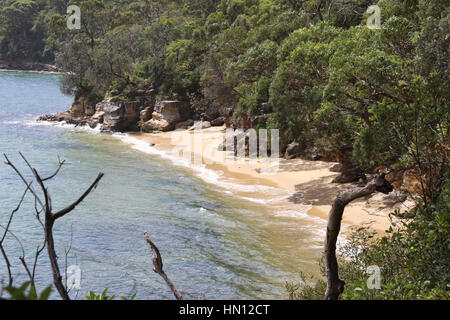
[385,170,404,189]
[332,166,366,184]
[175,119,194,130]
[386,169,423,195]
[38,95,100,128]
[142,118,174,131]
[140,106,153,123]
[211,117,225,126]
[101,99,141,132]
[0,60,60,72]
[285,142,301,160]
[38,111,73,123]
[38,89,157,132]
[303,147,322,161]
[140,101,191,132]
[68,96,96,117]
[187,120,211,130]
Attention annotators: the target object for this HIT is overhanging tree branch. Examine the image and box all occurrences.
[324,174,393,300]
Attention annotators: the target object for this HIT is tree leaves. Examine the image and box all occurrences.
[4,282,53,300]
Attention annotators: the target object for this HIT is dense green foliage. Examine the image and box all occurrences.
[0,0,68,61]
[1,0,448,300]
[1,0,447,167]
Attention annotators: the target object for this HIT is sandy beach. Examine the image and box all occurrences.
[124,126,411,235]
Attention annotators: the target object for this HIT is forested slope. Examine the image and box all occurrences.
[2,0,447,168]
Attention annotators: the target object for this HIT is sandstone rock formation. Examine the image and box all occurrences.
[187,120,211,130]
[38,90,157,132]
[140,106,153,123]
[101,100,141,132]
[38,95,99,128]
[140,101,191,132]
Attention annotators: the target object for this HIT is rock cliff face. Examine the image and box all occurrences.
[386,169,423,195]
[37,92,195,133]
[101,100,141,132]
[39,95,275,134]
[38,95,100,128]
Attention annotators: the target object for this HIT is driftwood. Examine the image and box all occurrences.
[324,173,393,300]
[144,231,183,300]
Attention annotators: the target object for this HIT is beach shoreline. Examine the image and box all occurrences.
[0,60,61,74]
[0,69,63,75]
[121,126,410,236]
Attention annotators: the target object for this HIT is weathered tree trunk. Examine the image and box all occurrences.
[324,174,392,300]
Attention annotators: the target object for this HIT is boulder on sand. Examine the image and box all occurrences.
[141,101,191,132]
[187,120,211,130]
[211,117,225,126]
[284,142,301,160]
[175,119,194,130]
[332,166,366,184]
[142,118,174,131]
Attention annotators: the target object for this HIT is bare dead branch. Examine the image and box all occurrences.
[4,153,104,300]
[42,156,66,181]
[31,241,46,285]
[3,154,44,209]
[0,182,32,287]
[0,226,26,288]
[53,173,104,220]
[19,257,34,286]
[1,182,32,243]
[0,246,12,288]
[65,225,74,294]
[144,231,183,300]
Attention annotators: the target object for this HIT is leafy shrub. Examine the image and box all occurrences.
[4,282,52,300]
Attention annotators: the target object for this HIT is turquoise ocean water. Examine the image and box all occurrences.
[0,71,323,299]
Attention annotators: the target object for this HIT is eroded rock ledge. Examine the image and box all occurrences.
[38,90,198,133]
[0,60,59,72]
[37,91,255,134]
